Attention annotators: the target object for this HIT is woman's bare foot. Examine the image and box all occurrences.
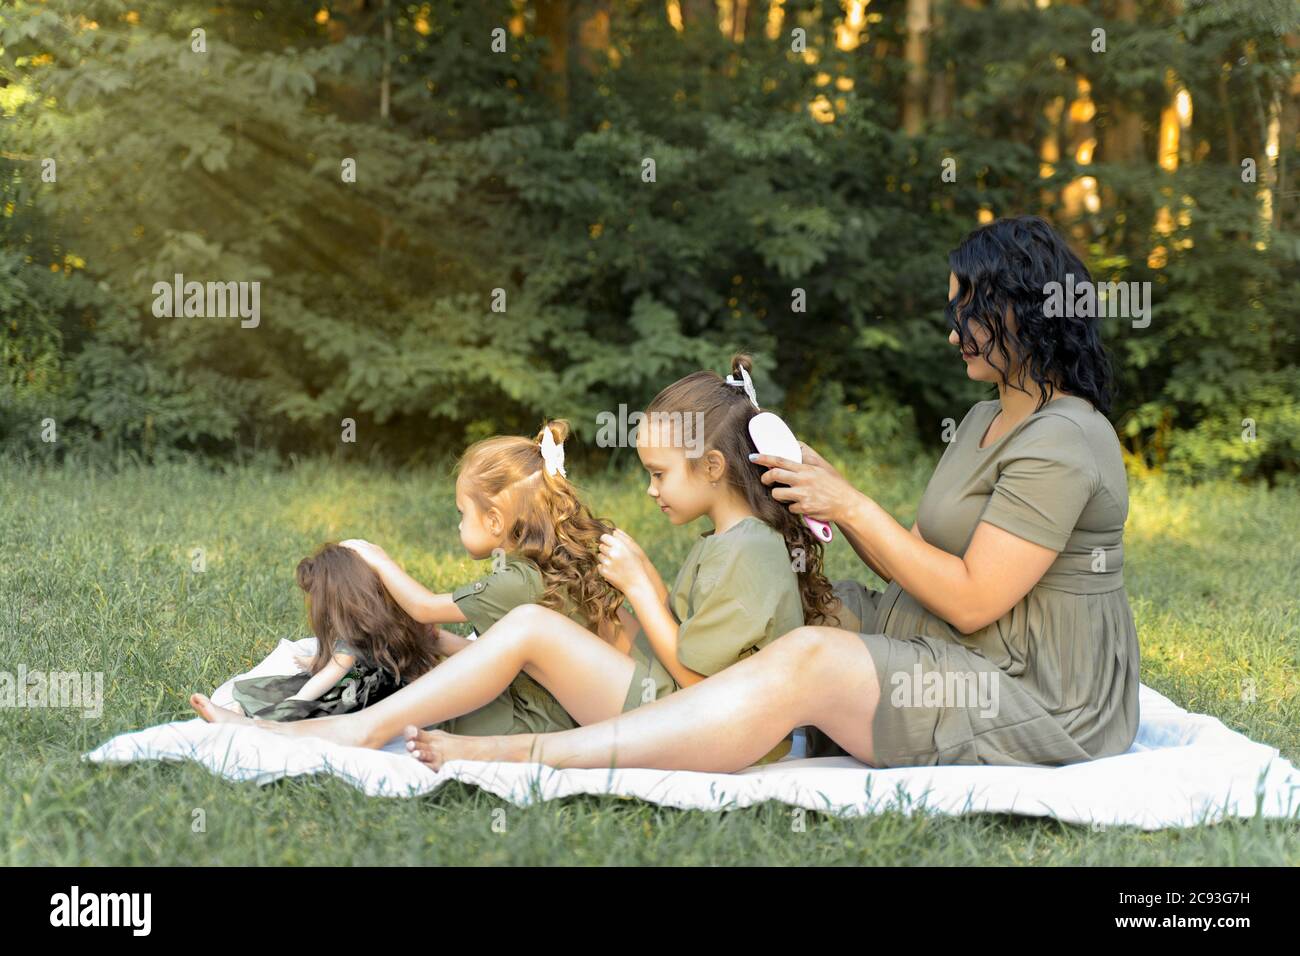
[402,725,534,770]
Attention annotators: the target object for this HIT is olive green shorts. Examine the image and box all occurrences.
[433,672,578,737]
[813,580,1092,768]
[622,629,678,712]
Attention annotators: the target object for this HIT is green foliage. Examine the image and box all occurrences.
[0,246,245,462]
[0,248,72,453]
[0,0,1295,479]
[1096,163,1300,482]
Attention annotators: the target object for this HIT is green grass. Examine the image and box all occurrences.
[2,455,1298,865]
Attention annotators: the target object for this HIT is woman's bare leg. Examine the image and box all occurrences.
[189,604,636,747]
[406,626,883,772]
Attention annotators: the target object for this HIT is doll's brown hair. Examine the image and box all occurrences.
[296,543,441,682]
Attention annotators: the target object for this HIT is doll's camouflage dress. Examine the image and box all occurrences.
[230,640,406,721]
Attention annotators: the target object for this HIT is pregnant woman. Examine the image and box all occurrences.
[408,214,1142,771]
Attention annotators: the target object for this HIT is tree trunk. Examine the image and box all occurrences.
[927,2,953,122]
[681,0,718,33]
[1272,33,1299,230]
[576,0,611,73]
[741,0,762,43]
[379,0,391,121]
[1101,0,1145,165]
[1097,0,1149,255]
[1217,66,1239,166]
[535,0,570,115]
[902,0,930,135]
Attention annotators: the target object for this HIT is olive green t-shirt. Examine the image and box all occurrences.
[658,515,806,765]
[669,515,806,675]
[450,555,587,635]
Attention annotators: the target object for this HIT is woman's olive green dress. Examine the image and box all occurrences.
[815,395,1141,768]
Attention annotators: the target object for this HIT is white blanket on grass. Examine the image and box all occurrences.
[83,637,1300,831]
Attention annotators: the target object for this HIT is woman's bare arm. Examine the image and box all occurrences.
[837,516,924,584]
[834,495,1057,633]
[752,447,1058,634]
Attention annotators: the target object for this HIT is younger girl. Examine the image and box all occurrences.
[192,359,838,765]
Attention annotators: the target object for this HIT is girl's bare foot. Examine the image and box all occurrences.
[402,725,534,770]
[189,693,370,747]
[190,693,255,725]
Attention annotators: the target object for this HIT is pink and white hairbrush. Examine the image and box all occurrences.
[748,412,833,543]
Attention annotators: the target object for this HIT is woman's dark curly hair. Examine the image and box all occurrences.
[946,215,1115,415]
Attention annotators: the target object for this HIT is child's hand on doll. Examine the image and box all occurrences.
[340,538,389,566]
[291,652,350,672]
[422,621,451,653]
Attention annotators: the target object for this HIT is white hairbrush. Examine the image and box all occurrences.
[748,412,833,543]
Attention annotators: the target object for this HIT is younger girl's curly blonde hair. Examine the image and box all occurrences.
[456,420,624,633]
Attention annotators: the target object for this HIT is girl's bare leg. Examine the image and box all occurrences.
[407,626,883,772]
[189,604,636,747]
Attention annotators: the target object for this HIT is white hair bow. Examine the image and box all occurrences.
[539,427,566,477]
[724,365,760,409]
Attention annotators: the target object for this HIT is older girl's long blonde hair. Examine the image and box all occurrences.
[456,420,623,633]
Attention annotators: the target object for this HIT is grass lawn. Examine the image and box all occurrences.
[2,454,1298,865]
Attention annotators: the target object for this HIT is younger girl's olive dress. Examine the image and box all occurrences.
[816,395,1141,768]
